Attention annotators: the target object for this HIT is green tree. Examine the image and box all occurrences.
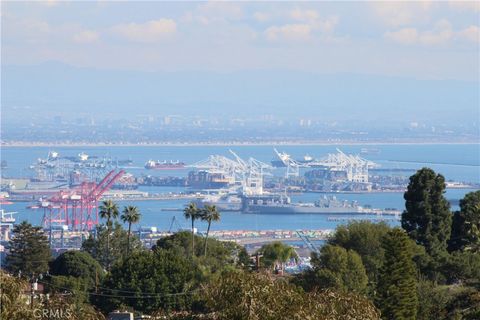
[377,228,418,320]
[183,202,201,257]
[120,205,141,255]
[309,244,368,294]
[0,270,33,320]
[154,231,247,274]
[449,190,480,253]
[204,270,380,320]
[96,249,197,314]
[328,221,391,288]
[49,250,104,290]
[401,168,452,257]
[441,250,480,284]
[82,222,143,270]
[200,205,221,257]
[416,278,451,320]
[5,221,52,277]
[98,200,119,269]
[256,241,297,272]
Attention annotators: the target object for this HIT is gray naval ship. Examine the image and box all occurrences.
[191,192,400,215]
[242,194,400,215]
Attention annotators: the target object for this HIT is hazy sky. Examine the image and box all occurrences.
[1,1,479,126]
[2,1,479,80]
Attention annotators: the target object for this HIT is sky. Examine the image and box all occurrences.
[1,1,479,124]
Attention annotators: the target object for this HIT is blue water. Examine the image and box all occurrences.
[1,144,479,232]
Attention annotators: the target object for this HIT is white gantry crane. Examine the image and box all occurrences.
[315,148,375,183]
[229,150,272,195]
[273,148,301,178]
[273,148,379,182]
[189,151,273,195]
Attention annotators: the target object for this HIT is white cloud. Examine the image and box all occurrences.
[111,19,176,43]
[182,2,244,25]
[264,10,338,43]
[458,25,480,43]
[370,2,432,27]
[38,0,59,7]
[290,8,319,22]
[73,30,99,44]
[385,19,479,46]
[419,19,453,45]
[385,25,452,46]
[265,24,312,41]
[385,28,419,45]
[253,12,270,23]
[313,16,339,34]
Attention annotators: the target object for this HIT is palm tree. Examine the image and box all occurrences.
[258,242,297,272]
[121,206,141,255]
[99,200,119,269]
[184,202,201,257]
[201,205,221,257]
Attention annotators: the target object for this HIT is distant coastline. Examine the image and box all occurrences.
[1,139,479,148]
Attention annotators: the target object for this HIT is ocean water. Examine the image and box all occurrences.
[1,144,479,232]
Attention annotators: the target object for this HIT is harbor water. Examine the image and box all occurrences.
[1,144,479,233]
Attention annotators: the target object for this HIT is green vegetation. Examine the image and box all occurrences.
[81,222,143,270]
[449,190,480,253]
[377,228,418,320]
[5,221,52,277]
[49,250,104,290]
[183,202,202,257]
[120,205,141,255]
[201,204,221,257]
[327,221,390,290]
[2,168,480,319]
[302,244,368,294]
[98,199,120,270]
[256,241,297,271]
[204,270,380,320]
[0,270,33,320]
[97,249,197,314]
[402,168,451,258]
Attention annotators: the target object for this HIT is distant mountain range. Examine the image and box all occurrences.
[2,62,478,125]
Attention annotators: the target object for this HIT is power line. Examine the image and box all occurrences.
[37,279,205,299]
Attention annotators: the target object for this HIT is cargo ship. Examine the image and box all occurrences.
[243,194,400,215]
[145,160,186,170]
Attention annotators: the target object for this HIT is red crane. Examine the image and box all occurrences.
[36,169,125,231]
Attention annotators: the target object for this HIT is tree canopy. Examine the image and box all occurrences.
[154,231,246,274]
[96,249,197,314]
[5,221,52,277]
[81,222,143,270]
[402,168,451,257]
[204,270,380,320]
[50,250,104,290]
[377,228,418,320]
[256,241,298,271]
[308,244,368,294]
[449,190,480,253]
[327,221,391,287]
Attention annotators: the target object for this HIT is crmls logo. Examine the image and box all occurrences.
[33,308,73,319]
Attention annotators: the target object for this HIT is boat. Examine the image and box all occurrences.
[360,148,380,155]
[243,195,400,215]
[145,160,186,170]
[1,209,17,223]
[78,152,89,161]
